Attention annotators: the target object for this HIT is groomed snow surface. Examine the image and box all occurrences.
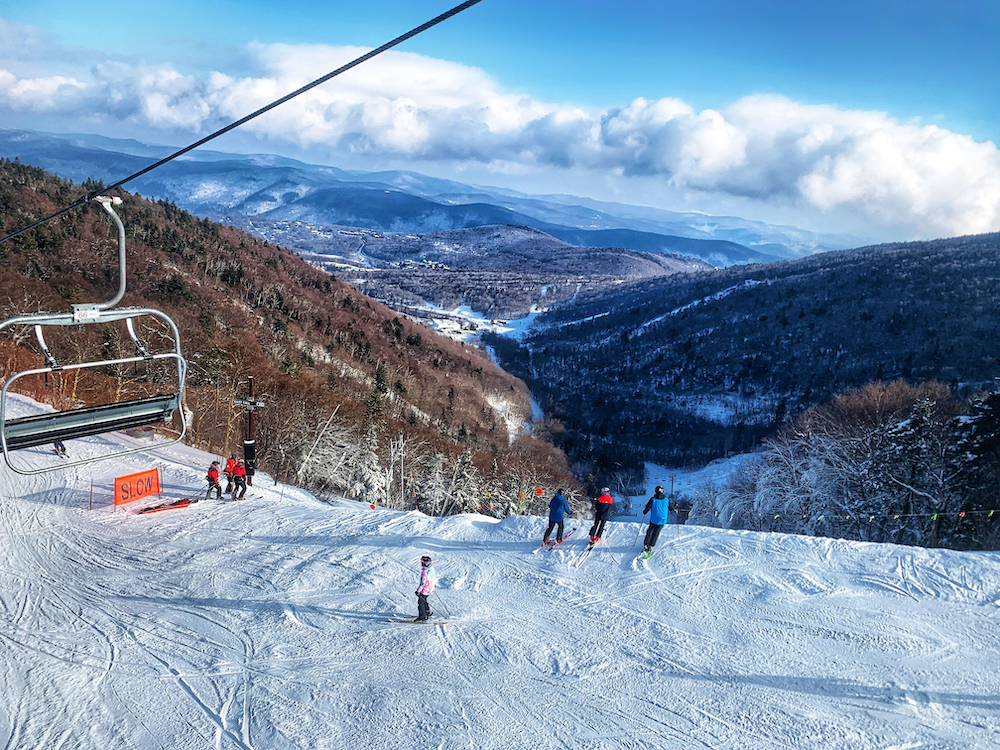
[1,395,999,749]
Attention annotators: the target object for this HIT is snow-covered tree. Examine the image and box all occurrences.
[351,422,386,505]
[420,452,450,516]
[716,381,973,548]
[949,392,1000,549]
[294,407,359,494]
[443,450,481,515]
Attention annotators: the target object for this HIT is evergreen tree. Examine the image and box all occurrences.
[445,451,481,515]
[422,453,450,516]
[950,392,1000,549]
[352,422,386,505]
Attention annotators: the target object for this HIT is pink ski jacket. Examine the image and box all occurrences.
[416,566,436,595]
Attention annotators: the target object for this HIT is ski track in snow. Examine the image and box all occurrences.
[1,396,999,748]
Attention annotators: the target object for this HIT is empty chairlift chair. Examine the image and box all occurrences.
[0,196,188,475]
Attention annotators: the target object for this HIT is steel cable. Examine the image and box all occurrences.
[0,0,485,245]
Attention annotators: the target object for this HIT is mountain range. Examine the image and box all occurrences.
[0,128,862,267]
[0,159,576,501]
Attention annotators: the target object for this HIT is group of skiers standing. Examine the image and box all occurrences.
[205,454,247,500]
[543,485,691,554]
[411,485,692,623]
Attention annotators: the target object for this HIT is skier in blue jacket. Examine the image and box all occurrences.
[543,489,572,544]
[642,485,669,554]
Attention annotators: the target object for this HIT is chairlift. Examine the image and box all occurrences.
[0,196,187,475]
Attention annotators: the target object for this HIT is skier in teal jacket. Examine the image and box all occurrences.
[642,485,669,554]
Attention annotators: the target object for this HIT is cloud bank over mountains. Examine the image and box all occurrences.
[2,18,998,239]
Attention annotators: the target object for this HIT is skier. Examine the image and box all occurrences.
[205,461,222,501]
[52,440,67,456]
[223,454,238,494]
[415,555,436,622]
[544,489,572,544]
[588,487,614,544]
[232,460,247,499]
[642,485,669,555]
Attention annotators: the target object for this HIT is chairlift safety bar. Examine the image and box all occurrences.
[0,306,188,476]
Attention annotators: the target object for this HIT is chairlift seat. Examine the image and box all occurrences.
[3,394,179,451]
[0,197,188,476]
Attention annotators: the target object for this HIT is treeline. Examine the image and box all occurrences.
[266,412,586,517]
[693,381,1000,550]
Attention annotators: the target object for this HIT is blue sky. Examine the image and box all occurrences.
[1,0,999,239]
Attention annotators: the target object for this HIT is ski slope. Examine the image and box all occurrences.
[1,395,999,749]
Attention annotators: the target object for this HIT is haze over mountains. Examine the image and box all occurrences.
[240,221,710,321]
[0,129,864,268]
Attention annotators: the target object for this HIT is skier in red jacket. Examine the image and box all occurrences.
[223,454,238,494]
[232,460,247,499]
[205,461,222,501]
[589,487,614,543]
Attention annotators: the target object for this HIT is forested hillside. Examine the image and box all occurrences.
[488,234,1000,477]
[0,160,578,513]
[702,380,1000,551]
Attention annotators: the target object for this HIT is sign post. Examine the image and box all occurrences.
[234,375,267,486]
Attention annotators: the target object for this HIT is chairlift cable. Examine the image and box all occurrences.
[0,0,485,245]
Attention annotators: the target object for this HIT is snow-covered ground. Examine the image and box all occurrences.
[419,304,548,344]
[1,395,999,749]
[640,456,758,500]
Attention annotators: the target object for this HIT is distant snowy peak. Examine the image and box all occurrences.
[0,128,860,267]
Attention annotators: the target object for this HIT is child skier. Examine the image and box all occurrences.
[415,555,436,622]
[205,461,223,501]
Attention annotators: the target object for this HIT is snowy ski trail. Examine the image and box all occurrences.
[1,394,999,748]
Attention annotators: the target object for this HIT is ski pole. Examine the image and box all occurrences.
[633,513,647,545]
[432,591,451,618]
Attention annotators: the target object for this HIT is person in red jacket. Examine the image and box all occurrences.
[589,487,614,543]
[232,460,247,499]
[223,454,238,494]
[205,461,222,501]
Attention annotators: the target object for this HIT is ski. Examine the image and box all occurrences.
[575,527,612,568]
[138,498,193,514]
[574,545,595,568]
[387,617,448,625]
[533,538,557,554]
[545,527,576,551]
[533,529,571,554]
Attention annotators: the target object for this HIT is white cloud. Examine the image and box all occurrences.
[0,28,998,239]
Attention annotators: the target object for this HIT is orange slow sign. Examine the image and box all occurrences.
[114,469,161,506]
